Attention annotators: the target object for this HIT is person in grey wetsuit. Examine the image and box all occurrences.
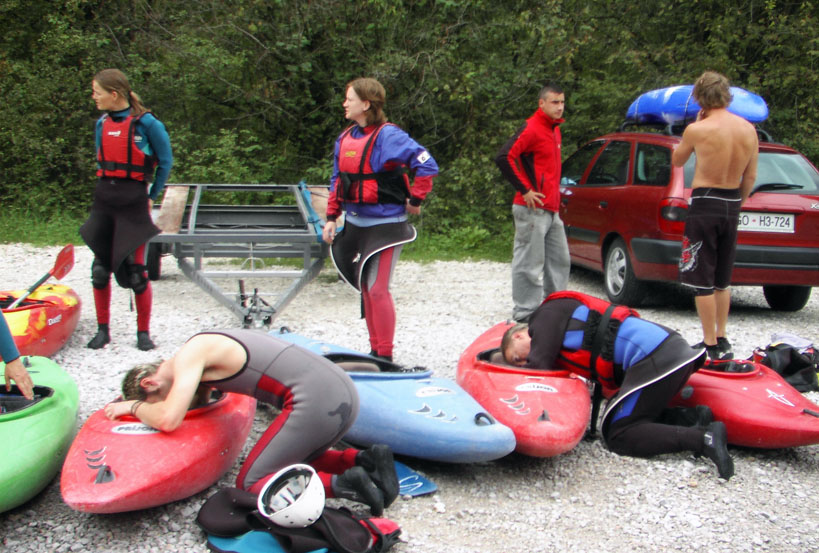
[104,329,398,515]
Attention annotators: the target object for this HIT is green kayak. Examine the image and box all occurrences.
[0,356,78,513]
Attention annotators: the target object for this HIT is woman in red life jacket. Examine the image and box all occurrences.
[322,78,438,362]
[80,69,173,351]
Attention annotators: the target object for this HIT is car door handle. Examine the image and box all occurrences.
[599,201,608,208]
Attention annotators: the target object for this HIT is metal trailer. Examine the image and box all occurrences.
[147,182,329,328]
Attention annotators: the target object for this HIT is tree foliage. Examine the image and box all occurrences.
[1,0,816,246]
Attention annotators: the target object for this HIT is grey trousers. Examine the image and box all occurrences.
[511,204,570,321]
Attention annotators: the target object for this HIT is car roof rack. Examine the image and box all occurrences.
[617,120,773,143]
[617,120,686,136]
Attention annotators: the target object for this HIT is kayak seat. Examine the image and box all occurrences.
[0,385,53,413]
[703,360,756,373]
[327,353,427,374]
[335,360,382,373]
[478,348,515,367]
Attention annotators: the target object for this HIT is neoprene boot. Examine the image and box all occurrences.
[136,331,156,351]
[717,337,733,359]
[332,466,384,516]
[369,350,393,363]
[702,421,734,480]
[356,444,399,507]
[87,324,111,349]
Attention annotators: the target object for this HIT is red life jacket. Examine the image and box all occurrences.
[96,113,156,181]
[546,291,639,393]
[336,123,410,205]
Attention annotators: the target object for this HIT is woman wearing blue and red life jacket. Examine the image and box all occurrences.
[322,78,438,362]
[80,69,173,351]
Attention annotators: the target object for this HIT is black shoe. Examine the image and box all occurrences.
[702,421,734,480]
[694,405,714,427]
[717,337,733,359]
[356,444,399,508]
[368,350,393,363]
[136,331,156,351]
[87,325,110,349]
[333,467,384,516]
[694,341,727,362]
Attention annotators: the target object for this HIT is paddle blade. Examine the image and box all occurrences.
[6,244,75,309]
[52,244,74,280]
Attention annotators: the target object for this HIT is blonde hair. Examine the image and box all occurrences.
[693,71,732,110]
[122,361,161,400]
[347,77,387,126]
[94,68,149,116]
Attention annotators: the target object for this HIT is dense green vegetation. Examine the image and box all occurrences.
[1,0,816,258]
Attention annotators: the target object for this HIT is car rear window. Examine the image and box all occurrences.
[683,151,819,193]
[753,151,819,194]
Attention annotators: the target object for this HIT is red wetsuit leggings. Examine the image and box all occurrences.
[361,246,401,358]
[93,243,152,332]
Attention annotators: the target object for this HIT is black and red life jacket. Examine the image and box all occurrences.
[96,113,156,181]
[336,124,410,205]
[547,291,639,394]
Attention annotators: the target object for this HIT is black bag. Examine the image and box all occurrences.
[196,487,401,553]
[754,344,819,393]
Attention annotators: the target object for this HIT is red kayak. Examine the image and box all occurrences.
[1,284,81,357]
[61,392,256,513]
[457,322,591,457]
[671,360,819,448]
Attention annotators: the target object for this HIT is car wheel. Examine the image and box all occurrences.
[603,238,645,306]
[146,242,162,281]
[762,285,811,311]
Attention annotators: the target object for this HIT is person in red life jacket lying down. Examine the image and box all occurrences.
[104,329,400,515]
[502,291,734,480]
[81,68,174,352]
[322,77,438,363]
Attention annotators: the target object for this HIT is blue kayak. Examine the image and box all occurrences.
[626,84,768,125]
[271,328,516,463]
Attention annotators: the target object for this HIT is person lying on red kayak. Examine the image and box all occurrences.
[502,291,734,480]
[103,329,399,515]
[1,311,33,400]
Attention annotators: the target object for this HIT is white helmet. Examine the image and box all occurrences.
[257,464,325,528]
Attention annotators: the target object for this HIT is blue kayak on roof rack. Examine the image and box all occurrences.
[270,327,517,463]
[626,85,768,125]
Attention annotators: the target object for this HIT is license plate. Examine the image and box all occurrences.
[739,212,795,233]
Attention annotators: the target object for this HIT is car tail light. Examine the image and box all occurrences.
[659,198,688,235]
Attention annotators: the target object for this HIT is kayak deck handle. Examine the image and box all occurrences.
[803,408,819,418]
[94,465,115,484]
[474,412,495,426]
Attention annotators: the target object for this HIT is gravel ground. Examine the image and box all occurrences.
[2,243,819,553]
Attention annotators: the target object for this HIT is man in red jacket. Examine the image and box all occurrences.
[495,83,571,323]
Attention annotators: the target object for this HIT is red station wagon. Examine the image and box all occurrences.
[559,126,819,310]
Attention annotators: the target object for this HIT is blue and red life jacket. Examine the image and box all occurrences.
[547,291,639,394]
[97,113,156,181]
[336,124,410,205]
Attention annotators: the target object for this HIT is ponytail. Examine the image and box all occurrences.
[94,68,150,116]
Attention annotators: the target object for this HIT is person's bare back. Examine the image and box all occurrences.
[672,108,759,202]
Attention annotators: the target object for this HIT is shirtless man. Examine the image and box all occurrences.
[672,71,758,361]
[104,329,399,515]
